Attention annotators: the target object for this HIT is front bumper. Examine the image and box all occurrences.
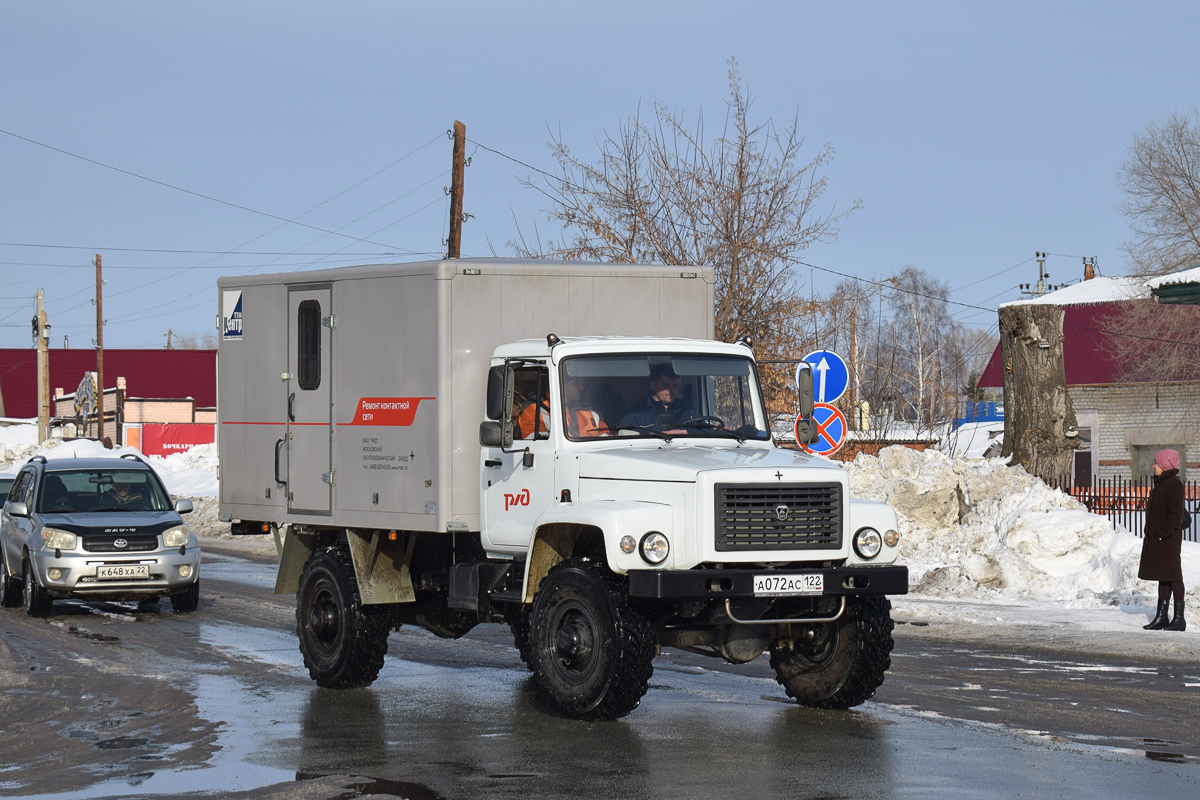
[627,564,908,599]
[29,545,201,599]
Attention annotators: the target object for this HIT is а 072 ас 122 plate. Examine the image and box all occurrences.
[753,573,823,596]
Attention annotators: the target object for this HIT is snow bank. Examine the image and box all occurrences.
[846,446,1198,626]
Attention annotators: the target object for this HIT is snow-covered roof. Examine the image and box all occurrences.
[1144,265,1200,290]
[999,276,1150,308]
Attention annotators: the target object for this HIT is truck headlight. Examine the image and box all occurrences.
[41,528,77,550]
[162,526,190,548]
[639,531,669,565]
[853,527,882,560]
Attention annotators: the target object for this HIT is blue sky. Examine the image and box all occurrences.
[2,1,1197,349]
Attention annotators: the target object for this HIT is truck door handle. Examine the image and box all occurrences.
[275,438,287,485]
[288,393,296,422]
[484,459,502,467]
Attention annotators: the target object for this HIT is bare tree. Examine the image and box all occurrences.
[1119,111,1200,276]
[174,330,218,350]
[513,59,859,407]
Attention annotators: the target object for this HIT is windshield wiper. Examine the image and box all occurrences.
[595,424,674,441]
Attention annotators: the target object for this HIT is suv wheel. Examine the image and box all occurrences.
[23,558,53,618]
[171,581,200,613]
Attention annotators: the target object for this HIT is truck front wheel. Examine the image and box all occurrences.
[296,545,391,689]
[769,595,894,709]
[528,559,655,721]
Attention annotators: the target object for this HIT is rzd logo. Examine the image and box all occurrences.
[504,488,530,511]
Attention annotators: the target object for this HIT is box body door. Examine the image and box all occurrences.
[287,286,333,515]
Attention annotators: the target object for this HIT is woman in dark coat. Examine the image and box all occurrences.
[1140,449,1186,631]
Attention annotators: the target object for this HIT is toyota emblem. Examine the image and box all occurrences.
[114,538,129,549]
[774,504,790,521]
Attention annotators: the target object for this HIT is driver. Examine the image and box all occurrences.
[101,476,147,510]
[620,364,697,432]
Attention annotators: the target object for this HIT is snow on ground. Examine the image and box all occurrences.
[845,445,1199,628]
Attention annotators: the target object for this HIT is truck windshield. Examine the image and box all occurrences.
[560,354,770,441]
[37,469,173,513]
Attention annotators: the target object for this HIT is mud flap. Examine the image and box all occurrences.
[346,530,416,605]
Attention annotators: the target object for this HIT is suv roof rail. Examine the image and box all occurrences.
[30,455,47,464]
[120,453,145,463]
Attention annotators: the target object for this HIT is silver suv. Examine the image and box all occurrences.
[0,453,200,616]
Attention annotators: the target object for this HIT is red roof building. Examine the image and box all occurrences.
[978,277,1198,483]
[0,349,215,419]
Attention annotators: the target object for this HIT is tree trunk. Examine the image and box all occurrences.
[998,303,1080,483]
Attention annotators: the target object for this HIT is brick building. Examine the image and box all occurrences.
[979,277,1199,483]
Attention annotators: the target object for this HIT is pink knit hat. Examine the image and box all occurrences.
[1155,449,1180,471]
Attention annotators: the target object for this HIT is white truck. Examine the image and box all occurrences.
[217,259,906,720]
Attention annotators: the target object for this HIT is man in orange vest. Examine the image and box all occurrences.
[563,375,609,438]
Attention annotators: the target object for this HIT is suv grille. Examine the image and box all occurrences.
[715,482,842,551]
[82,535,160,553]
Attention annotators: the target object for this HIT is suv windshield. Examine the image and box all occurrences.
[37,469,172,514]
[561,354,770,441]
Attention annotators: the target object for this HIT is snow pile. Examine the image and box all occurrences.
[846,446,1198,624]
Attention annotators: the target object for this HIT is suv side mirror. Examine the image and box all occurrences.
[479,420,514,449]
[486,365,515,421]
[6,501,29,518]
[175,499,194,514]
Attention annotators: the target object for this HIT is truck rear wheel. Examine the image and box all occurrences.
[296,545,391,689]
[769,595,894,709]
[528,559,655,720]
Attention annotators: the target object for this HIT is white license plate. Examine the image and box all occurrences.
[96,564,150,581]
[753,573,823,596]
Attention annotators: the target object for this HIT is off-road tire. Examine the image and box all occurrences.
[769,595,894,709]
[508,606,534,670]
[528,558,656,721]
[23,558,53,618]
[296,545,390,689]
[0,553,22,608]
[171,581,200,613]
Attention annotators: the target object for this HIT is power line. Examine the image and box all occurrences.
[0,242,400,256]
[0,126,412,251]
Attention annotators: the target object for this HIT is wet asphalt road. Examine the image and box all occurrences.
[0,542,1197,800]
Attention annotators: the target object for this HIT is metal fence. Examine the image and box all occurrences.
[1049,475,1200,542]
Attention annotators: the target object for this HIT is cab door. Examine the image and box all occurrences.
[482,365,556,549]
[286,286,333,515]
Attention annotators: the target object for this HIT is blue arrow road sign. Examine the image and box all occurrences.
[802,350,849,403]
[799,402,847,457]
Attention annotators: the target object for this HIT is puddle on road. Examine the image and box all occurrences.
[199,619,304,671]
[201,554,277,589]
[28,671,300,800]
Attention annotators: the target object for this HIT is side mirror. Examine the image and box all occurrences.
[479,420,514,449]
[175,499,194,514]
[6,501,29,518]
[796,362,815,419]
[794,419,820,446]
[486,365,515,421]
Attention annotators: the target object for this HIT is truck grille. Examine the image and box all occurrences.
[715,482,842,551]
[82,535,159,553]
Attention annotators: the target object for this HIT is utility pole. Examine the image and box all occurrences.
[165,328,173,349]
[1019,251,1060,297]
[35,290,50,443]
[848,305,857,431]
[447,120,466,259]
[95,254,105,444]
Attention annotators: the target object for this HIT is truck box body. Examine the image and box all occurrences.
[217,259,714,533]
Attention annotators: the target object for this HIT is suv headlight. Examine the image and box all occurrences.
[42,528,77,550]
[853,527,883,560]
[639,531,669,565]
[162,526,191,548]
